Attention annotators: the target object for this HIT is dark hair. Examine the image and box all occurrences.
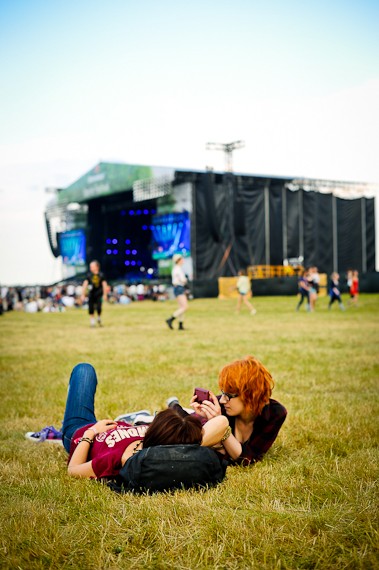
[143,408,203,449]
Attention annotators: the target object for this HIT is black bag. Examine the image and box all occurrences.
[110,444,227,494]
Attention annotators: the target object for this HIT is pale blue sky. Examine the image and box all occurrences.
[0,0,378,283]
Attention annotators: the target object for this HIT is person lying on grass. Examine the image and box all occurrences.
[63,363,229,479]
[170,356,287,466]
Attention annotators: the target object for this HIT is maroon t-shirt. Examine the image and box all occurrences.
[68,422,149,479]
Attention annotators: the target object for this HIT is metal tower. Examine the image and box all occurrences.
[206,140,245,172]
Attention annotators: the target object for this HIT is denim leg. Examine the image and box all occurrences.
[62,363,98,453]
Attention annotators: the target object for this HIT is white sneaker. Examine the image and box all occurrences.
[134,414,155,424]
[114,410,151,423]
[250,308,257,315]
[166,396,179,407]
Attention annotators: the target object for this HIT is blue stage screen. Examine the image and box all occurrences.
[151,212,190,260]
[59,229,86,266]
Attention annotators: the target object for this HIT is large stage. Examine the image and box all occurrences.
[45,162,377,294]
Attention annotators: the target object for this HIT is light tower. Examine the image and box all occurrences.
[205,140,245,172]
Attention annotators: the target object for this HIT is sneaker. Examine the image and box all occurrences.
[25,425,63,445]
[250,308,257,315]
[114,410,151,423]
[166,396,179,408]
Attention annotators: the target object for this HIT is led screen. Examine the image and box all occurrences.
[59,229,86,266]
[151,212,190,260]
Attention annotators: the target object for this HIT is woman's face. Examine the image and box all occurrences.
[219,393,245,417]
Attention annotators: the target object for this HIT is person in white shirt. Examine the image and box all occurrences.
[166,254,188,330]
[236,269,256,315]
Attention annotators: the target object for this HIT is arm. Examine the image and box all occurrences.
[67,419,117,478]
[234,402,287,465]
[81,279,89,301]
[220,431,243,460]
[201,415,229,447]
[192,394,243,458]
[102,280,109,299]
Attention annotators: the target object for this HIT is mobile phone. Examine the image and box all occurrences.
[194,387,210,404]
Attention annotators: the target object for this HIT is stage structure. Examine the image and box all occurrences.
[45,162,377,296]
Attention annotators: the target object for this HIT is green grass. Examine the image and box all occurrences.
[0,294,378,569]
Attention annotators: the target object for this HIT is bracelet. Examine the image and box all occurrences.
[221,425,232,442]
[86,427,97,436]
[80,437,93,445]
[132,441,142,455]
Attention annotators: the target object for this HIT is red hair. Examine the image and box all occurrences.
[143,408,203,449]
[218,356,274,417]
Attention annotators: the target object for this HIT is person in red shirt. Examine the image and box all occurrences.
[63,363,229,479]
[349,270,359,307]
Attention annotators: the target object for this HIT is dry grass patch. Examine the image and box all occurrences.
[0,295,378,569]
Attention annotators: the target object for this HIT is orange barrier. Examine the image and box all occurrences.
[218,277,240,299]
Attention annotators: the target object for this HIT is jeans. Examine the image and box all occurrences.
[173,285,185,297]
[62,363,98,453]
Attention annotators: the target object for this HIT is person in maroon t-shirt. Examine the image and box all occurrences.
[62,363,229,480]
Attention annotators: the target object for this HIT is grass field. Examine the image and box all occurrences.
[0,294,378,569]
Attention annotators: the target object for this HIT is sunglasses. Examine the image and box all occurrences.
[220,390,239,402]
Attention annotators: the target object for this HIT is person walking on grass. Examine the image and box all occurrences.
[166,253,188,331]
[236,269,256,315]
[349,270,359,307]
[328,272,345,311]
[81,260,108,327]
[296,269,311,312]
[62,363,228,480]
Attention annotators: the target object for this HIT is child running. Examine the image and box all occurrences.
[236,269,256,315]
[328,272,345,311]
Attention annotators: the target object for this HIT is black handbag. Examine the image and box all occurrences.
[110,444,227,494]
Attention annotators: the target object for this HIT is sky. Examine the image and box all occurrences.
[0,0,378,285]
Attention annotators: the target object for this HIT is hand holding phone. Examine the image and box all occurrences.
[194,387,210,404]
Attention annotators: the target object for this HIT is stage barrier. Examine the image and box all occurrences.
[218,277,240,299]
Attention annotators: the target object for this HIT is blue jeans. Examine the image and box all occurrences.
[173,285,185,297]
[62,363,98,453]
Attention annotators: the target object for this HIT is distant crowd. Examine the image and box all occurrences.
[296,267,359,312]
[0,282,170,314]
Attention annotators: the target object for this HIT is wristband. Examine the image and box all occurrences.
[221,425,232,442]
[80,437,93,445]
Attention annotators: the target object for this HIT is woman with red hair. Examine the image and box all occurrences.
[170,356,287,466]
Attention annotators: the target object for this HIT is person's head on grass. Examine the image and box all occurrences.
[218,356,274,420]
[143,408,203,448]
